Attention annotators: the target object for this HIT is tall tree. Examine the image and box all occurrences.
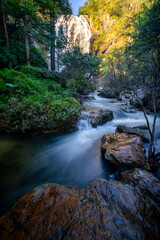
[1,0,12,68]
[3,0,38,66]
[37,0,72,71]
[21,0,38,65]
[1,1,9,48]
[51,1,56,71]
[22,0,30,65]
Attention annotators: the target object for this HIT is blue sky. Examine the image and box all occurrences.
[70,0,86,15]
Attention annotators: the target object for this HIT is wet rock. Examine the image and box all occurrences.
[117,97,122,101]
[121,107,136,113]
[82,109,113,128]
[98,88,119,99]
[120,168,160,201]
[120,168,160,238]
[101,133,147,168]
[133,124,148,130]
[82,95,95,100]
[116,125,149,143]
[0,169,160,240]
[121,88,157,111]
[120,90,133,99]
[131,88,153,109]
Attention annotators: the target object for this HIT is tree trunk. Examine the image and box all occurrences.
[24,14,30,65]
[51,15,56,71]
[2,11,9,47]
[2,3,12,68]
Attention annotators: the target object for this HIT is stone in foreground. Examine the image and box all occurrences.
[101,133,147,168]
[0,169,160,240]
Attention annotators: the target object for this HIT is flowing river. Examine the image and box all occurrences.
[0,92,160,215]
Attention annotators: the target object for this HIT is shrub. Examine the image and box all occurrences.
[0,67,80,133]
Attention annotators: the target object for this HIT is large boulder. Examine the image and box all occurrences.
[101,133,147,168]
[0,169,160,240]
[116,125,150,143]
[82,109,113,128]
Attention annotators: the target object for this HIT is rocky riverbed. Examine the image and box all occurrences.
[0,91,160,239]
[0,168,160,239]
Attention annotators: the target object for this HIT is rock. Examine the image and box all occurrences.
[116,125,150,143]
[0,169,160,240]
[82,109,113,128]
[117,97,122,101]
[120,168,160,239]
[120,168,160,201]
[101,133,147,168]
[120,90,133,99]
[98,88,119,99]
[121,107,136,113]
[82,95,95,100]
[120,88,151,109]
[133,124,148,130]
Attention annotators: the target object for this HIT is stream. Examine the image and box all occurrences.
[0,91,160,215]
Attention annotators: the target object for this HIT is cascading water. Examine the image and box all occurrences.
[55,15,92,71]
[56,15,91,53]
[0,92,160,215]
[77,118,92,130]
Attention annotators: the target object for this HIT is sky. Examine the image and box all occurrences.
[70,0,86,15]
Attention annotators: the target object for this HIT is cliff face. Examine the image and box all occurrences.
[79,0,154,55]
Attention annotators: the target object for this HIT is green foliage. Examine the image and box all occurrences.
[60,47,101,95]
[79,0,155,55]
[0,24,48,68]
[0,67,80,133]
[80,0,159,89]
[127,0,160,60]
[0,0,72,69]
[0,46,17,67]
[123,0,160,86]
[20,65,57,80]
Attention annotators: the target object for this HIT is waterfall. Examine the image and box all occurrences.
[55,15,92,71]
[77,118,92,130]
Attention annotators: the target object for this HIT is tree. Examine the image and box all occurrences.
[0,0,12,68]
[124,0,160,168]
[37,0,72,71]
[60,46,101,95]
[1,0,38,66]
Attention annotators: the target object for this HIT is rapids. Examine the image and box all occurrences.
[0,91,160,215]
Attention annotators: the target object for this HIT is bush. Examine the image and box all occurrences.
[20,65,57,80]
[0,67,80,133]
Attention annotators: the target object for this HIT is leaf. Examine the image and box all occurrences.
[5,83,17,88]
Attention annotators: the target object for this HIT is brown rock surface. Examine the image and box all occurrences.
[82,109,113,128]
[0,169,160,240]
[101,133,147,167]
[120,168,160,201]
